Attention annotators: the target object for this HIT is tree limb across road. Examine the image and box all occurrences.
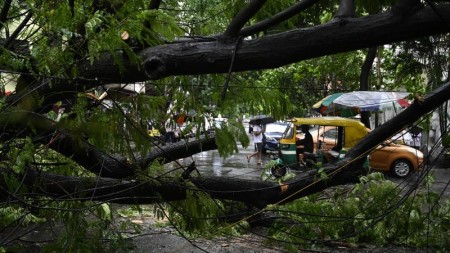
[2,81,449,207]
[78,4,450,82]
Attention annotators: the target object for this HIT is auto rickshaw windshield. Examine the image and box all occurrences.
[283,122,295,139]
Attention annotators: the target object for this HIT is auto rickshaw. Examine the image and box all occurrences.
[271,117,370,177]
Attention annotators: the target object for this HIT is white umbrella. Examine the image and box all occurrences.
[332,91,410,112]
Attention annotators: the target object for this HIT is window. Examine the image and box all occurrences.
[323,129,338,140]
[283,123,294,139]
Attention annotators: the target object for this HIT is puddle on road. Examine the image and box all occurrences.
[165,150,285,180]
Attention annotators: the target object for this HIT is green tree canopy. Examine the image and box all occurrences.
[0,0,449,251]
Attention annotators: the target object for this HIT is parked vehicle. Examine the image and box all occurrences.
[262,122,289,153]
[370,141,423,177]
[299,125,424,178]
[271,117,370,177]
[178,114,222,138]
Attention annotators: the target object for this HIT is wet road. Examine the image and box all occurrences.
[176,140,280,180]
[137,141,450,253]
[173,136,450,199]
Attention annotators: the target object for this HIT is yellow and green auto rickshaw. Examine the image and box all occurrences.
[271,117,370,177]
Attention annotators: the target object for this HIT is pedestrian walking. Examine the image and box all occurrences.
[247,120,263,165]
[164,120,177,144]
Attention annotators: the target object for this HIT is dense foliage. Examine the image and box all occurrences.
[164,173,450,252]
[0,0,449,252]
[267,173,450,252]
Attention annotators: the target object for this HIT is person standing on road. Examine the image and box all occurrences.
[164,119,177,144]
[247,120,263,165]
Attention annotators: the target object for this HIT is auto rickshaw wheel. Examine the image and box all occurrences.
[271,165,287,178]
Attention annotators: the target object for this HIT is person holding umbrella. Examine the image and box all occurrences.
[247,119,263,165]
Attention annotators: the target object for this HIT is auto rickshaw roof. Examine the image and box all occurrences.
[289,116,366,128]
[289,117,368,148]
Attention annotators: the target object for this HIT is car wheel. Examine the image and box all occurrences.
[391,159,412,178]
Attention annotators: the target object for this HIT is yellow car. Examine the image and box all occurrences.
[370,141,423,177]
[148,129,161,137]
[304,126,424,177]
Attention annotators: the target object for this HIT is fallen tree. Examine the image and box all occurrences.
[79,3,450,82]
[4,1,450,111]
[2,80,449,208]
[0,0,449,208]
[1,0,450,250]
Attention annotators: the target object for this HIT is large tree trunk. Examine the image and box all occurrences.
[78,4,450,82]
[6,3,450,117]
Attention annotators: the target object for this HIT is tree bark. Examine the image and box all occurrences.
[78,4,450,82]
[0,163,362,208]
[11,3,450,113]
[0,168,187,204]
[223,0,267,38]
[46,133,218,179]
[0,0,12,31]
[47,133,218,178]
[239,0,319,37]
[3,11,33,49]
[148,0,161,10]
[359,47,378,128]
[336,0,355,18]
[0,111,218,179]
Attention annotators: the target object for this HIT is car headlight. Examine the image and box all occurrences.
[407,148,423,158]
[414,150,424,158]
